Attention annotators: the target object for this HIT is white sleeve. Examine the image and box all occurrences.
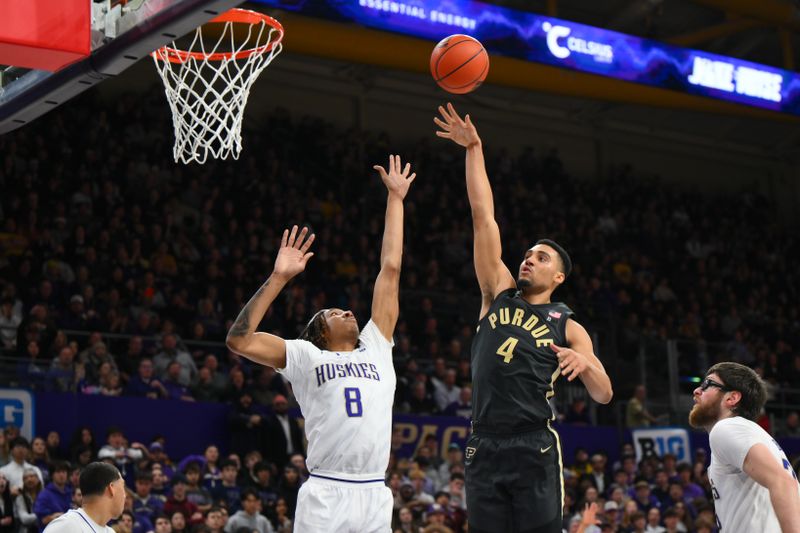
[42,515,70,533]
[358,320,394,365]
[97,446,116,460]
[359,319,394,349]
[32,465,44,486]
[42,522,63,533]
[127,448,144,460]
[710,419,755,471]
[15,494,37,525]
[278,339,318,383]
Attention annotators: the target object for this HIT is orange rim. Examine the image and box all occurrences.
[152,8,284,64]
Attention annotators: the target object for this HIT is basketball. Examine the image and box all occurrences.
[430,34,489,94]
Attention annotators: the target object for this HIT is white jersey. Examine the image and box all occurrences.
[709,416,800,532]
[279,319,396,481]
[43,509,115,533]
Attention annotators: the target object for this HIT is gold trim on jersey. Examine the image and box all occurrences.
[545,365,561,402]
[546,420,565,516]
[545,364,564,513]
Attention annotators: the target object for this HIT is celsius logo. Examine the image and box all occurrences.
[542,21,614,63]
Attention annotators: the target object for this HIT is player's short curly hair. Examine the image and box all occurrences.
[298,309,329,350]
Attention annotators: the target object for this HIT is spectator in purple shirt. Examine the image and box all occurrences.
[442,386,472,418]
[132,471,164,522]
[184,463,212,513]
[676,462,705,502]
[632,480,660,512]
[32,462,72,528]
[126,358,167,399]
[149,443,176,482]
[210,460,241,514]
[163,361,195,402]
[46,347,77,392]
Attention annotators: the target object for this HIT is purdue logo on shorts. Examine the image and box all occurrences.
[465,446,477,460]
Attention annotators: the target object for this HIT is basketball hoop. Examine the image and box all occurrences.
[151,9,284,165]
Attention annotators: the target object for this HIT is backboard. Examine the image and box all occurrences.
[0,0,242,134]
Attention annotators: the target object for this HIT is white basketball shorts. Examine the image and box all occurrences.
[293,474,393,533]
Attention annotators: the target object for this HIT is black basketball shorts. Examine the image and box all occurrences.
[465,426,564,533]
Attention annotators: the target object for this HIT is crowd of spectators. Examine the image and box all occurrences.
[2,88,800,423]
[1,85,800,530]
[2,420,782,533]
[0,424,301,533]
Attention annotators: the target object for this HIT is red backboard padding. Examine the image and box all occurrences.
[0,0,90,71]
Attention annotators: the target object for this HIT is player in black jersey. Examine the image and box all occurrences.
[435,103,613,533]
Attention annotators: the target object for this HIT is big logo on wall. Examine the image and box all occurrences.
[0,388,35,440]
[632,427,690,463]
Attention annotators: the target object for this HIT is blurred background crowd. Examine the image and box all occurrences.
[0,89,799,532]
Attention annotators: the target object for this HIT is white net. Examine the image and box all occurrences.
[152,12,283,165]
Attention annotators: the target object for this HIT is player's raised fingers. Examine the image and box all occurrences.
[465,114,475,128]
[433,116,451,130]
[447,102,465,125]
[402,162,411,177]
[435,131,452,139]
[438,104,454,123]
[300,232,316,253]
[373,165,388,179]
[281,228,289,248]
[408,172,417,183]
[297,226,309,245]
[288,225,298,247]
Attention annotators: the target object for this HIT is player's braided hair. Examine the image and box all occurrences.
[298,309,329,350]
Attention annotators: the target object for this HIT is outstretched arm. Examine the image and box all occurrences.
[435,103,515,318]
[226,226,315,368]
[743,444,800,532]
[552,320,613,404]
[371,155,416,341]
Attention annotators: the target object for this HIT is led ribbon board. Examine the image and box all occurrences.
[254,0,800,115]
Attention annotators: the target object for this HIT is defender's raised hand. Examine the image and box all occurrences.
[434,102,480,148]
[373,154,417,200]
[273,225,315,280]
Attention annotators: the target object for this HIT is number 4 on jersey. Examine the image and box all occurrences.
[496,337,519,363]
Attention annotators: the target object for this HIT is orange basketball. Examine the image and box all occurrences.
[430,34,489,94]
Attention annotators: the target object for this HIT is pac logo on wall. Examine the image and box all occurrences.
[632,427,690,463]
[0,388,35,440]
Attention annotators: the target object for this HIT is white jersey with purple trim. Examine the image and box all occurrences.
[279,319,396,480]
[43,509,115,533]
[709,416,800,532]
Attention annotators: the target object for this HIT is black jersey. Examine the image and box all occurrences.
[470,289,573,433]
